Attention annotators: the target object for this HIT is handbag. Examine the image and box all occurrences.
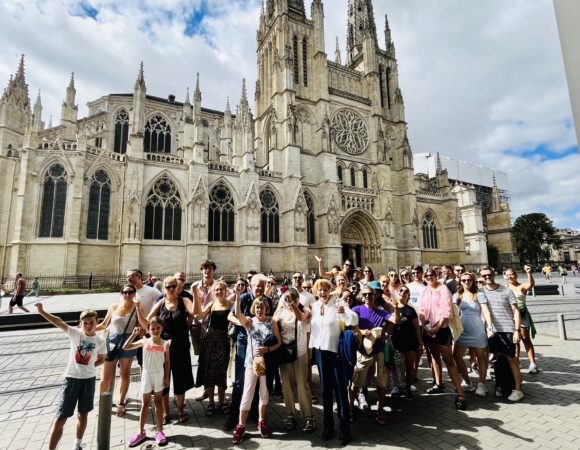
[448,303,464,342]
[105,308,136,362]
[266,318,298,366]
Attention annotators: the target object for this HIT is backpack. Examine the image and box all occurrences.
[493,354,515,397]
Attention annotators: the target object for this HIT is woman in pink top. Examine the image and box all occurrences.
[419,268,466,410]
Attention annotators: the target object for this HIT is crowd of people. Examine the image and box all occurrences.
[32,259,544,449]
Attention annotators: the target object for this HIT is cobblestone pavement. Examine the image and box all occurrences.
[0,286,579,449]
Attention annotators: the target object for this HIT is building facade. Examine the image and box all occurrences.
[0,0,500,278]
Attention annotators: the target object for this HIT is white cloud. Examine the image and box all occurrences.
[1,0,578,228]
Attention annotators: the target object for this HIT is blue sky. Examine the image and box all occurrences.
[0,0,578,229]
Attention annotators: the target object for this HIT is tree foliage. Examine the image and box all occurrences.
[513,213,561,265]
[487,243,500,270]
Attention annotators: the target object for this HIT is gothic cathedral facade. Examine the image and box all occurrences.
[0,0,490,278]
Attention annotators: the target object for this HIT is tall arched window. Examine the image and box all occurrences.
[302,38,308,87]
[304,190,315,245]
[337,165,343,183]
[144,177,182,240]
[39,164,68,237]
[350,166,356,186]
[144,115,171,153]
[422,211,438,249]
[209,182,235,242]
[114,110,129,154]
[260,188,280,243]
[293,35,299,84]
[362,168,369,188]
[86,170,111,240]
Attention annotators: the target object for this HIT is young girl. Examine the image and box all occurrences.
[123,317,171,447]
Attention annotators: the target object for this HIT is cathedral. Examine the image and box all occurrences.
[0,0,497,278]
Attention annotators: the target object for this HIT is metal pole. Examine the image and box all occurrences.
[557,313,568,341]
[561,284,565,296]
[97,371,115,449]
[532,287,536,297]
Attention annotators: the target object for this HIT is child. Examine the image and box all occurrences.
[35,303,106,450]
[123,316,171,447]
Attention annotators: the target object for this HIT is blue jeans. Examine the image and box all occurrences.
[315,349,350,437]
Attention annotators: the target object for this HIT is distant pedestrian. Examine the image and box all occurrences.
[27,277,40,298]
[123,317,171,447]
[542,263,552,283]
[558,266,568,284]
[35,303,106,450]
[8,273,29,314]
[572,265,577,277]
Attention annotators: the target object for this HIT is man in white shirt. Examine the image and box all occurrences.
[126,269,162,317]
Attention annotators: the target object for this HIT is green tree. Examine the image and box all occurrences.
[512,213,561,266]
[487,243,500,270]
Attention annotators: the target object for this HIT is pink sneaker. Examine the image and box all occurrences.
[128,431,146,447]
[155,431,167,445]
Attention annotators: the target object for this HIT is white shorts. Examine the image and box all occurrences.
[141,370,164,394]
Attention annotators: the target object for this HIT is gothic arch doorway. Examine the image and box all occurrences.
[340,211,382,268]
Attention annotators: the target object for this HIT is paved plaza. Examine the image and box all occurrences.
[0,277,579,449]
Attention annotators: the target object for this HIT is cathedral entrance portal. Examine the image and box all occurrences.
[340,211,382,268]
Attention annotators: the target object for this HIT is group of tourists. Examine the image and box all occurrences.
[34,259,541,449]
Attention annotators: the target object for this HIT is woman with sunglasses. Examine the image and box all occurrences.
[419,269,466,410]
[359,266,375,288]
[452,272,493,397]
[506,265,538,374]
[97,284,148,416]
[392,286,422,399]
[386,271,402,300]
[147,276,199,424]
[399,269,412,286]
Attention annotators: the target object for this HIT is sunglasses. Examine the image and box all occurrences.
[461,279,472,283]
[122,291,135,295]
[411,271,421,275]
[362,292,374,297]
[481,273,493,278]
[344,263,352,267]
[399,289,409,294]
[424,274,435,278]
[165,284,177,289]
[293,276,303,280]
[455,269,465,273]
[364,270,371,273]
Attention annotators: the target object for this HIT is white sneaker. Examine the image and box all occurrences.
[460,380,475,392]
[508,389,524,402]
[72,443,85,450]
[528,364,539,374]
[410,384,418,392]
[356,392,369,411]
[475,383,487,397]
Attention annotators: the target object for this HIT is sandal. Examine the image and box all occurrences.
[116,402,126,417]
[455,395,467,411]
[376,409,388,425]
[218,403,230,415]
[304,417,315,433]
[206,404,216,417]
[426,384,444,394]
[178,412,189,423]
[284,415,296,431]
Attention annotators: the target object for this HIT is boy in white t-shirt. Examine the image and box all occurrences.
[36,303,106,450]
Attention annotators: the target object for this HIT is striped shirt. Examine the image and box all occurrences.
[482,285,517,332]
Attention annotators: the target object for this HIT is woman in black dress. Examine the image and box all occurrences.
[148,276,199,423]
[195,280,233,416]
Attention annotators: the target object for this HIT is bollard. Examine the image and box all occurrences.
[557,313,568,341]
[561,284,565,296]
[97,374,115,450]
[532,287,536,297]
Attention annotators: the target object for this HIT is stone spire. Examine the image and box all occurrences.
[193,73,202,120]
[224,97,232,127]
[491,174,502,212]
[132,62,147,135]
[436,152,443,174]
[335,36,342,65]
[60,72,78,125]
[384,14,392,46]
[235,79,251,128]
[346,0,378,61]
[32,89,43,131]
[182,87,192,122]
[0,54,31,119]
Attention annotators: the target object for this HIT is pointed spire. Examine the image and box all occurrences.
[48,114,53,128]
[335,36,342,64]
[134,61,146,90]
[16,54,25,80]
[193,72,202,103]
[384,14,392,45]
[491,174,502,212]
[240,78,248,106]
[346,0,378,59]
[33,89,43,131]
[436,152,443,174]
[69,72,75,88]
[184,87,190,105]
[224,97,232,126]
[35,89,42,107]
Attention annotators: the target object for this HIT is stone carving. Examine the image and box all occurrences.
[331,108,369,155]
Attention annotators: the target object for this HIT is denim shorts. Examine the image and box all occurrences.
[107,333,138,360]
[56,377,96,418]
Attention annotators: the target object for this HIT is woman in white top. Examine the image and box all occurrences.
[506,265,538,373]
[309,279,357,446]
[97,284,148,416]
[274,287,314,433]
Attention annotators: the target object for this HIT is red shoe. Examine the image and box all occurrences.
[232,424,246,444]
[258,420,271,438]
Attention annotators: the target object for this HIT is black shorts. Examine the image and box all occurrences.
[9,295,24,307]
[423,327,452,347]
[488,332,516,358]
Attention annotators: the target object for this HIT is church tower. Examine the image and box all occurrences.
[0,55,31,154]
